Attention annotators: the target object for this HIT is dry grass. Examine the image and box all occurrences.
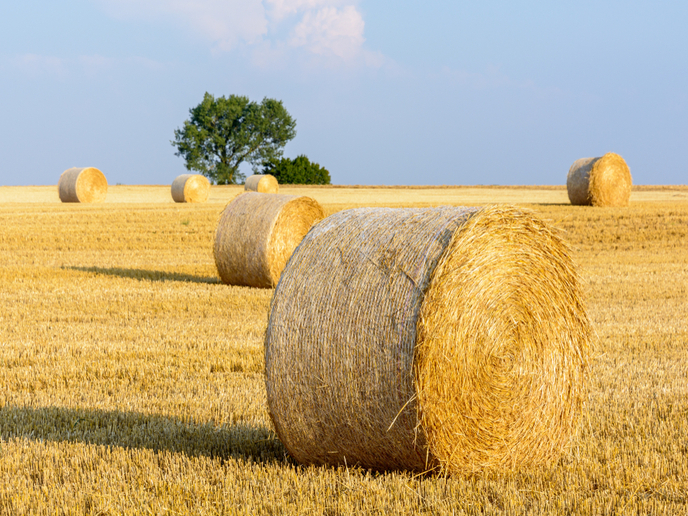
[171,174,211,203]
[0,186,686,514]
[567,153,633,207]
[245,175,279,194]
[214,192,325,288]
[266,205,589,474]
[2,184,687,205]
[57,168,108,204]
[416,205,590,474]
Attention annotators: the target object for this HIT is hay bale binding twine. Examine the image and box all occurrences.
[567,152,632,207]
[214,192,324,288]
[58,167,108,203]
[244,174,279,194]
[265,205,591,474]
[171,174,211,203]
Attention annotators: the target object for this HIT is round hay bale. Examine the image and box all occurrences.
[244,174,279,194]
[57,167,108,203]
[566,152,632,207]
[171,174,211,203]
[265,205,591,474]
[214,192,325,288]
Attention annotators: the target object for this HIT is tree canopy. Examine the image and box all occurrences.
[171,93,296,185]
[264,155,331,185]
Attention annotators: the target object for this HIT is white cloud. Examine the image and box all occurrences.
[96,0,381,67]
[289,6,364,60]
[265,0,340,21]
[98,0,268,51]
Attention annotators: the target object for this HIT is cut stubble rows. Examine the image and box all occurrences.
[0,187,686,514]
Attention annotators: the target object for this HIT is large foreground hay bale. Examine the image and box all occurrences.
[567,152,632,206]
[171,174,210,203]
[245,174,279,194]
[58,167,108,203]
[214,192,324,288]
[266,205,591,474]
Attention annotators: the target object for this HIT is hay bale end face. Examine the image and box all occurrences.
[265,205,591,475]
[567,152,632,207]
[244,174,279,194]
[171,174,211,203]
[58,167,108,203]
[214,192,325,288]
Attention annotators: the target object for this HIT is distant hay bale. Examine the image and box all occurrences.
[171,174,210,203]
[245,174,279,194]
[265,205,591,475]
[567,152,632,206]
[214,192,325,288]
[58,167,108,203]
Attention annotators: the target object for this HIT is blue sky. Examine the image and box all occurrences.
[1,1,686,186]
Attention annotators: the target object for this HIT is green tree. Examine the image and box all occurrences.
[171,93,296,185]
[264,155,331,185]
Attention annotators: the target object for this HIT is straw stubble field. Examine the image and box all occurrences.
[0,185,686,515]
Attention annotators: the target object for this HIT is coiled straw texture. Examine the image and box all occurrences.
[567,152,632,206]
[214,192,325,288]
[171,174,210,203]
[245,174,279,194]
[58,167,108,203]
[265,205,591,475]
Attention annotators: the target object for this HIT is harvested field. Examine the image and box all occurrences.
[2,183,687,206]
[0,185,686,514]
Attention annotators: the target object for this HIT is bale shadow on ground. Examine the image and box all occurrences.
[65,266,221,285]
[0,405,288,464]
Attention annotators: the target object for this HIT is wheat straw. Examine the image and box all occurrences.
[57,167,108,203]
[265,205,591,474]
[567,153,632,206]
[245,174,279,194]
[214,192,324,288]
[171,174,210,203]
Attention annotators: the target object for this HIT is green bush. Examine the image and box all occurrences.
[264,155,331,185]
